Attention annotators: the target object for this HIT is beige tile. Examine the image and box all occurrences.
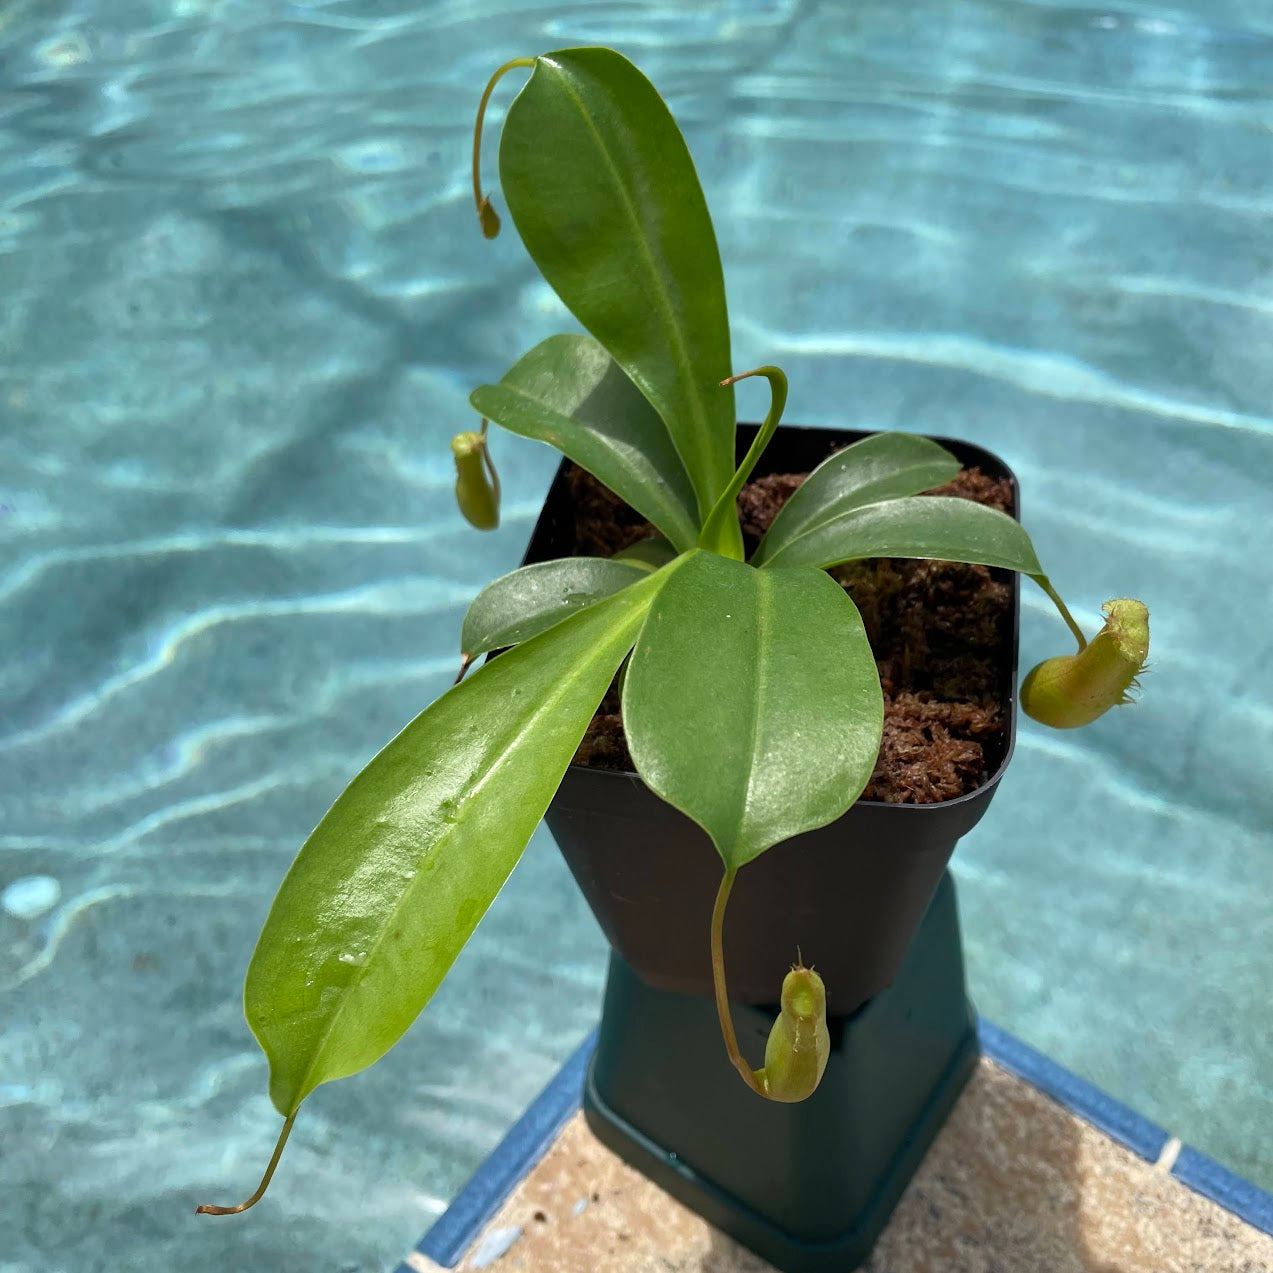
[862,1062,1272,1273]
[417,1060,1273,1273]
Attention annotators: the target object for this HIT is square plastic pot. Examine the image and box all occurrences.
[521,424,1020,1017]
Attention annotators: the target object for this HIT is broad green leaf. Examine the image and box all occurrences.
[460,556,648,660]
[752,433,962,566]
[759,495,1044,575]
[471,334,700,552]
[499,48,737,529]
[622,552,883,869]
[246,564,677,1115]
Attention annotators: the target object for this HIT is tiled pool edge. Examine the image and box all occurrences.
[976,1020,1273,1234]
[976,1020,1170,1162]
[399,1019,1273,1271]
[408,1028,599,1268]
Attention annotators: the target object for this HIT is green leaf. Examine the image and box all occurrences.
[759,495,1044,575]
[471,334,700,552]
[753,433,962,566]
[246,564,675,1115]
[460,556,648,660]
[622,552,883,869]
[614,536,678,572]
[499,48,737,530]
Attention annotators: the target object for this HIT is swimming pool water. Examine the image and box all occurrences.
[3,2,1271,1269]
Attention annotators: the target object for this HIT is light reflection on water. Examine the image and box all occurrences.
[2,1,1271,1268]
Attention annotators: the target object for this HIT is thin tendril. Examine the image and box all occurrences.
[196,1112,297,1216]
[699,365,788,558]
[472,58,536,238]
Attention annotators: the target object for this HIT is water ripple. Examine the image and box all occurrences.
[2,883,136,991]
[4,4,1273,1268]
[0,581,477,751]
[738,318,1273,433]
[0,524,443,604]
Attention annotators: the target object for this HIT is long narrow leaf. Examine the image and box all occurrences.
[471,334,700,551]
[460,556,648,661]
[246,563,678,1116]
[622,553,883,869]
[759,495,1044,575]
[753,434,961,566]
[499,49,737,524]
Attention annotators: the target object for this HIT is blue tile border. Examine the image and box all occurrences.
[978,1019,1273,1239]
[976,1018,1170,1164]
[1172,1145,1273,1238]
[402,1017,1273,1268]
[400,1028,597,1271]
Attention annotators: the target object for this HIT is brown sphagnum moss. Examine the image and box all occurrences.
[571,463,1014,804]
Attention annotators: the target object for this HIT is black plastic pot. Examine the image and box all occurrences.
[522,424,1021,1018]
[519,424,1020,1270]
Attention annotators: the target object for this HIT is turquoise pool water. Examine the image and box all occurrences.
[3,1,1270,1269]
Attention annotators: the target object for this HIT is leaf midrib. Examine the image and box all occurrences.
[759,459,961,563]
[730,569,769,861]
[765,497,1036,572]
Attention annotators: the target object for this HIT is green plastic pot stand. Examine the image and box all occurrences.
[582,871,978,1273]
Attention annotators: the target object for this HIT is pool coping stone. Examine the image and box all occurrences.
[399,1018,1273,1271]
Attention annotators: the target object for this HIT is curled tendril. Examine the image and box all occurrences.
[195,1113,296,1216]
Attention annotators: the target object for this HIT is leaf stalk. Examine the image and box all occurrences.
[1031,574,1088,650]
[710,868,766,1096]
